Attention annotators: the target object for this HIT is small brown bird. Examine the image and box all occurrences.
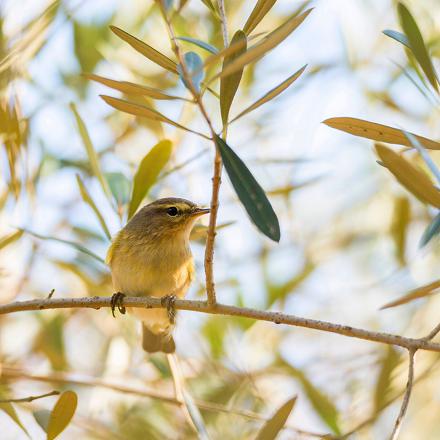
[106,198,210,353]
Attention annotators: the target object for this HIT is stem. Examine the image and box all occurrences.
[0,390,60,403]
[2,296,440,353]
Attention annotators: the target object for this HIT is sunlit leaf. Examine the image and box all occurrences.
[215,135,280,241]
[34,409,51,433]
[381,279,440,309]
[323,117,440,150]
[176,37,219,54]
[100,95,208,138]
[0,230,23,250]
[178,51,204,92]
[85,73,183,100]
[231,64,306,123]
[110,26,178,73]
[105,172,131,208]
[190,221,234,242]
[420,211,440,247]
[255,397,297,440]
[70,103,110,198]
[76,174,111,240]
[220,30,247,125]
[46,390,78,440]
[243,0,277,35]
[374,346,400,414]
[398,3,439,92]
[218,8,312,80]
[128,140,173,219]
[383,29,410,48]
[375,144,440,208]
[21,228,105,264]
[391,196,410,266]
[0,402,29,437]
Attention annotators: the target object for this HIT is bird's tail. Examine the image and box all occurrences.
[142,324,175,353]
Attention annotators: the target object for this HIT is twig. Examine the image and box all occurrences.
[2,296,440,352]
[158,2,222,306]
[0,390,59,403]
[424,321,440,341]
[217,0,229,47]
[389,349,416,440]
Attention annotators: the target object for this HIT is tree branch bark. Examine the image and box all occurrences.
[2,296,440,352]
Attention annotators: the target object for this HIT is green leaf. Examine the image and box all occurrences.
[46,390,78,440]
[100,95,209,139]
[398,3,439,92]
[420,211,440,247]
[110,26,177,74]
[383,29,410,48]
[255,397,297,440]
[375,143,440,208]
[215,135,280,241]
[231,64,306,123]
[391,196,410,266]
[374,347,400,414]
[105,172,131,207]
[243,0,277,35]
[128,140,173,219]
[20,228,105,264]
[220,31,247,126]
[381,279,440,309]
[323,117,440,150]
[0,230,23,250]
[0,402,29,437]
[178,51,204,92]
[176,37,219,54]
[76,174,111,240]
[84,73,183,100]
[70,103,110,198]
[218,8,312,80]
[34,409,51,433]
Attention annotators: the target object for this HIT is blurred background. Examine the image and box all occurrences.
[1,0,440,438]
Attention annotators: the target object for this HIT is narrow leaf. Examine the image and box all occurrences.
[128,140,173,218]
[381,279,440,309]
[85,74,183,100]
[255,397,297,440]
[110,26,177,73]
[46,390,77,440]
[76,174,111,240]
[231,64,306,122]
[34,410,51,433]
[243,0,277,35]
[215,135,280,241]
[323,117,440,150]
[0,403,29,437]
[218,8,312,80]
[178,51,204,92]
[100,95,209,139]
[105,172,131,207]
[398,3,438,91]
[176,37,219,54]
[420,211,440,247]
[70,103,110,198]
[390,196,410,266]
[375,144,440,208]
[0,230,23,250]
[383,29,410,48]
[220,30,247,125]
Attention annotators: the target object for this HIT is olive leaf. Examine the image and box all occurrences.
[46,391,78,440]
[383,29,410,49]
[381,279,440,309]
[178,51,204,92]
[243,0,277,35]
[176,37,219,54]
[420,211,440,247]
[0,402,29,437]
[215,135,280,242]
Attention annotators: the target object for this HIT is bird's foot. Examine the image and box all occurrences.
[161,295,177,324]
[111,292,126,318]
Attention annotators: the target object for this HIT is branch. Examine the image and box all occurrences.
[390,349,416,440]
[2,296,440,352]
[217,0,229,47]
[0,390,60,403]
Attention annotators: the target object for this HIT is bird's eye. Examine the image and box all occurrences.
[167,206,178,216]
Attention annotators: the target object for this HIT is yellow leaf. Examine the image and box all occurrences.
[243,0,277,35]
[46,390,77,440]
[110,26,177,73]
[381,279,440,309]
[323,117,440,150]
[84,74,182,100]
[375,144,440,208]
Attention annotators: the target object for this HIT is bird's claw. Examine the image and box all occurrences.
[161,295,177,324]
[111,292,126,318]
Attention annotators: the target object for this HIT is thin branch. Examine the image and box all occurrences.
[424,321,440,341]
[390,349,416,440]
[0,390,60,403]
[2,296,440,352]
[217,0,229,47]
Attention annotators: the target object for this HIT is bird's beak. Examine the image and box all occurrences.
[191,207,211,217]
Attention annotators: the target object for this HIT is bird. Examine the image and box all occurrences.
[106,197,210,353]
